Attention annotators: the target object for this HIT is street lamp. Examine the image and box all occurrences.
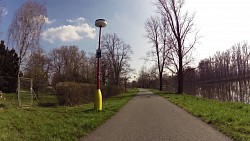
[95,19,107,110]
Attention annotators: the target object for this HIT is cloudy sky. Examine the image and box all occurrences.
[1,0,250,76]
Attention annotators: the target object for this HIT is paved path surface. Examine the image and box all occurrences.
[81,89,232,141]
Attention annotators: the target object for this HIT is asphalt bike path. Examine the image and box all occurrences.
[81,88,232,141]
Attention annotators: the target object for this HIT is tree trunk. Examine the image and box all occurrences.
[124,78,127,92]
[177,60,183,94]
[177,68,183,94]
[159,72,163,91]
[177,41,183,94]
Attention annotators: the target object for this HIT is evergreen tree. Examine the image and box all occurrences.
[0,40,19,92]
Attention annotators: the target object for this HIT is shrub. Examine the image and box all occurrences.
[55,82,124,106]
[56,82,95,106]
[102,85,124,98]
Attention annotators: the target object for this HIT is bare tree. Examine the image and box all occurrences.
[48,45,95,85]
[137,66,151,88]
[101,53,109,85]
[48,47,64,84]
[157,0,199,93]
[145,16,171,91]
[7,0,46,71]
[24,47,49,97]
[101,33,133,85]
[7,1,46,106]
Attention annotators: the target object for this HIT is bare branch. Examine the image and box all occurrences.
[156,0,199,93]
[101,33,133,85]
[7,0,47,71]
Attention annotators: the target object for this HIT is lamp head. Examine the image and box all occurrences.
[95,19,107,27]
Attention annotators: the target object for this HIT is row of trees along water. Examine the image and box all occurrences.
[0,1,133,93]
[198,42,250,83]
[137,42,250,89]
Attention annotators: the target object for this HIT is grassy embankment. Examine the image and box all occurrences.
[150,89,250,141]
[0,88,138,141]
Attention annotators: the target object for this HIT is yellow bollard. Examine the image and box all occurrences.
[94,89,102,110]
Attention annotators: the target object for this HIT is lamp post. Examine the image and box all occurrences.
[95,19,107,110]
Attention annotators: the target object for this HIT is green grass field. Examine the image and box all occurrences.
[0,88,138,141]
[0,91,58,109]
[151,89,250,141]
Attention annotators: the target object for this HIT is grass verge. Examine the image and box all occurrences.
[150,89,250,141]
[0,88,138,141]
[0,92,58,109]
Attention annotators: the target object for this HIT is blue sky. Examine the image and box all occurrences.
[2,0,250,77]
[1,0,155,77]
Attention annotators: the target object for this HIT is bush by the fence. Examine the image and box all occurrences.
[56,82,95,106]
[55,82,124,106]
[102,85,124,98]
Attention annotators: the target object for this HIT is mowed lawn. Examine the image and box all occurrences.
[0,88,138,141]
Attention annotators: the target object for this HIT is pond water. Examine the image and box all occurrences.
[164,81,250,104]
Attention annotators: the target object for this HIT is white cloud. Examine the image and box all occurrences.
[66,17,85,23]
[42,18,96,43]
[44,17,56,24]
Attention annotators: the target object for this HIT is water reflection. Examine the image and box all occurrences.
[165,80,250,104]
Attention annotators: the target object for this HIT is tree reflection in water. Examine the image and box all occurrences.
[165,80,250,104]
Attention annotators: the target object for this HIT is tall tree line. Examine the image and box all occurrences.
[22,33,133,90]
[198,42,250,82]
[47,45,94,85]
[137,66,159,89]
